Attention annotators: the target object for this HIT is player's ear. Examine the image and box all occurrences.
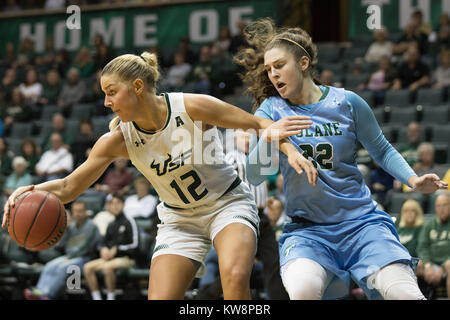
[133,79,144,95]
[300,56,310,72]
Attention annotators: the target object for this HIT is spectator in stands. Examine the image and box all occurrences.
[35,132,74,182]
[411,9,432,37]
[1,68,19,100]
[71,47,95,79]
[38,69,62,105]
[123,177,158,219]
[396,199,424,259]
[266,196,286,241]
[444,169,450,190]
[392,43,431,91]
[216,26,232,53]
[230,20,248,54]
[357,55,397,105]
[20,137,40,175]
[34,37,57,75]
[57,67,86,116]
[176,37,196,66]
[41,113,73,151]
[0,42,17,68]
[413,142,448,179]
[93,43,114,71]
[0,138,13,191]
[186,45,214,94]
[370,161,394,208]
[24,200,100,300]
[16,38,35,66]
[53,49,72,79]
[160,51,191,91]
[417,192,450,298]
[319,69,340,87]
[83,193,138,300]
[93,193,115,236]
[364,27,393,64]
[432,49,450,89]
[2,87,33,135]
[4,156,32,197]
[18,67,43,104]
[2,0,22,14]
[70,119,96,167]
[429,25,450,58]
[392,19,428,58]
[94,158,134,196]
[44,0,66,10]
[399,122,422,167]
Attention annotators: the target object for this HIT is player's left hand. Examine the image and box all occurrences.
[409,174,448,194]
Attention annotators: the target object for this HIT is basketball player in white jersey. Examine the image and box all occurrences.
[2,52,317,300]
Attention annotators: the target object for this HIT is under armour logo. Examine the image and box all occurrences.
[135,139,146,147]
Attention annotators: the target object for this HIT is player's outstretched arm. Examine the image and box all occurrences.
[184,94,312,137]
[2,128,128,228]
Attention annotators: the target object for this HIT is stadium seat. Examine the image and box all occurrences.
[388,192,425,215]
[415,88,445,106]
[355,90,374,107]
[5,137,22,156]
[420,105,449,125]
[9,122,33,139]
[430,125,450,143]
[342,47,367,61]
[70,103,93,120]
[34,120,53,138]
[380,124,396,143]
[433,142,449,164]
[317,46,341,63]
[388,107,417,125]
[344,73,368,90]
[372,107,385,124]
[396,126,427,144]
[40,105,60,120]
[92,117,110,137]
[384,89,412,106]
[351,33,373,48]
[77,196,104,215]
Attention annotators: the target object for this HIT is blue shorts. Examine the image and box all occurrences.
[279,209,417,300]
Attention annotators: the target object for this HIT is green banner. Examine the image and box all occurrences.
[0,0,278,55]
[349,0,446,38]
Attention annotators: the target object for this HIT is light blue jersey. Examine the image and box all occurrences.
[246,86,418,299]
[248,85,416,223]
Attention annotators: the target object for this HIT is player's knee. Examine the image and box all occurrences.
[444,260,450,272]
[373,263,425,300]
[284,276,324,300]
[221,264,251,288]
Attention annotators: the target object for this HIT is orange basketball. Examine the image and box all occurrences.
[7,190,67,251]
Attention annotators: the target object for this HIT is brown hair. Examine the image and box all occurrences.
[234,18,319,113]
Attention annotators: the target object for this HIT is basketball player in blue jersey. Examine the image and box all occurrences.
[2,51,318,300]
[236,18,448,300]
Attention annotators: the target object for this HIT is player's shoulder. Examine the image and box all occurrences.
[94,126,128,158]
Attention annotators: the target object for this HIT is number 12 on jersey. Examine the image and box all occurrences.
[170,170,209,204]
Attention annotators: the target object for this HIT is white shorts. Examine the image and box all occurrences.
[152,182,259,278]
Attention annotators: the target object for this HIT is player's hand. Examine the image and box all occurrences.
[287,151,318,187]
[2,185,35,228]
[262,116,312,143]
[409,174,448,194]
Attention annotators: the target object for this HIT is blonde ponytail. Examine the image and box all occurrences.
[109,116,120,132]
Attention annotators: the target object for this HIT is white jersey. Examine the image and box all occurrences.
[119,92,239,209]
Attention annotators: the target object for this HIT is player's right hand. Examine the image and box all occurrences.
[287,151,318,187]
[2,185,35,228]
[261,116,312,143]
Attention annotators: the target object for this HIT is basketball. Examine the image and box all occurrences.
[7,190,67,251]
